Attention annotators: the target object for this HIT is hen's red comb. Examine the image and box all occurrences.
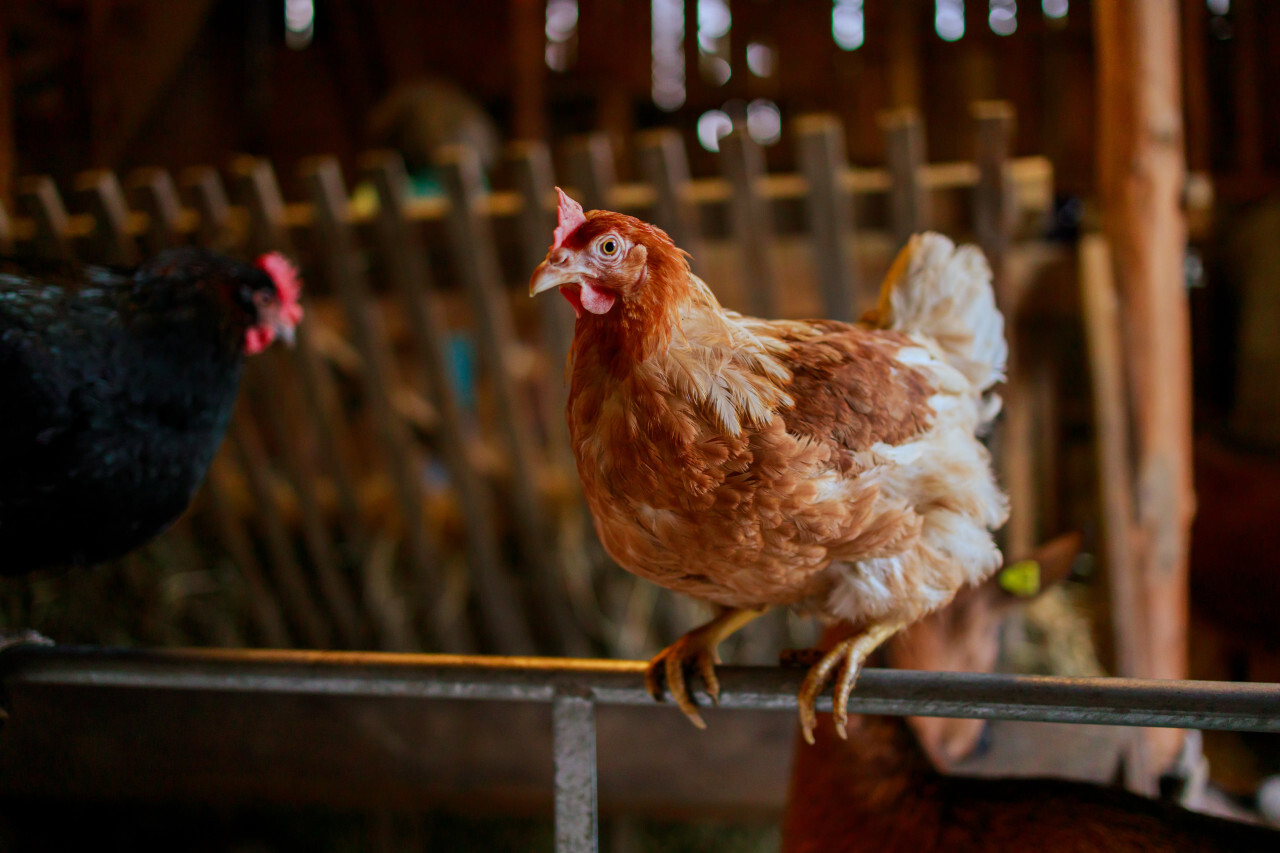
[256,252,304,326]
[552,187,587,250]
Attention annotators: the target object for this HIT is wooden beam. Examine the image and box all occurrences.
[1094,0,1193,783]
[510,0,546,141]
[0,4,11,204]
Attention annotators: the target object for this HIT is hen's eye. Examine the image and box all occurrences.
[599,237,619,256]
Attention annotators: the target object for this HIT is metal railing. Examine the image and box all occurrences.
[3,644,1280,852]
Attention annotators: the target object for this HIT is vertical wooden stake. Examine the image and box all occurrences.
[795,114,860,322]
[18,176,74,262]
[565,133,617,212]
[74,170,139,266]
[438,144,589,656]
[1095,0,1193,782]
[361,149,536,655]
[128,168,186,252]
[881,109,930,248]
[720,128,779,318]
[301,156,451,652]
[636,129,703,271]
[509,140,575,469]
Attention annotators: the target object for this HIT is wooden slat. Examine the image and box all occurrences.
[301,156,452,652]
[7,157,1057,245]
[635,128,703,271]
[249,363,368,650]
[229,157,410,650]
[360,150,536,656]
[179,166,234,250]
[973,102,1016,301]
[17,176,74,261]
[565,132,617,211]
[184,164,362,648]
[230,414,333,650]
[205,167,365,651]
[228,158,366,556]
[0,197,11,254]
[74,169,140,266]
[204,461,294,649]
[973,102,1034,565]
[507,140,574,469]
[127,167,186,252]
[794,114,861,322]
[719,128,779,318]
[437,145,589,657]
[881,108,930,247]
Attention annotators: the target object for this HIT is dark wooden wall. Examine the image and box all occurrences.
[3,0,1276,201]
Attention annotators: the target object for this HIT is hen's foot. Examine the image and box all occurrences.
[645,607,767,729]
[797,621,905,744]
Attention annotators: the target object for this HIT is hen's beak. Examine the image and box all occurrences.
[274,319,297,347]
[259,303,298,348]
[529,257,591,297]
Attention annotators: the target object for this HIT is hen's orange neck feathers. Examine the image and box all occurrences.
[566,211,702,371]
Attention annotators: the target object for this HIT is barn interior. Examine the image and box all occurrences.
[0,1,1278,850]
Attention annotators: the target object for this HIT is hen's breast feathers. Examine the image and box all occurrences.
[571,290,997,614]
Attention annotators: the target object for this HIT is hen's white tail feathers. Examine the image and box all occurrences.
[868,233,1007,394]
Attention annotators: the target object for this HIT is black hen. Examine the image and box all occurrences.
[0,247,303,574]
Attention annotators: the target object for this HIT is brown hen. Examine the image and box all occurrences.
[530,189,1008,741]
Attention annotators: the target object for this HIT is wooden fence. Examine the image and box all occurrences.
[0,103,1055,661]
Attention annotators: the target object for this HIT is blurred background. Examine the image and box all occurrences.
[0,0,1277,850]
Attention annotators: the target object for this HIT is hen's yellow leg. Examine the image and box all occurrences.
[645,607,768,729]
[797,620,907,744]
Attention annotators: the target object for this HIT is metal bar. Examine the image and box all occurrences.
[4,645,1279,733]
[553,690,598,853]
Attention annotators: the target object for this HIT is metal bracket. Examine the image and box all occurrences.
[553,687,598,853]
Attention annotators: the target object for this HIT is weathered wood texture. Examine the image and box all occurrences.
[1094,0,1193,783]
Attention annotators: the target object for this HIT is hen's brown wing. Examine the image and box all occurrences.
[763,320,939,462]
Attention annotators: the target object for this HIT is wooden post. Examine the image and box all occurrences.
[230,412,334,651]
[720,128,780,318]
[128,168,187,252]
[18,176,75,262]
[204,460,294,649]
[0,6,13,205]
[887,0,922,110]
[74,170,139,266]
[228,158,366,554]
[361,150,537,656]
[1094,0,1193,782]
[972,102,1035,563]
[1180,0,1210,174]
[0,197,11,254]
[565,133,617,212]
[881,109,930,248]
[636,129,703,272]
[508,140,575,469]
[438,144,590,656]
[179,166,234,250]
[510,0,547,141]
[795,114,860,322]
[229,158,418,650]
[301,156,457,652]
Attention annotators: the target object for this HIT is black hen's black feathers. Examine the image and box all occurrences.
[0,248,276,574]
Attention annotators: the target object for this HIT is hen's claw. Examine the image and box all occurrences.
[796,621,906,745]
[646,636,719,728]
[643,607,767,730]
